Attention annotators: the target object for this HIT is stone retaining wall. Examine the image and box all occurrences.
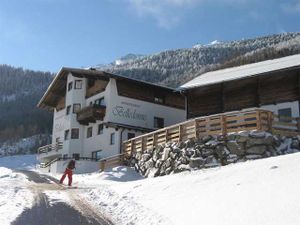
[127,131,300,178]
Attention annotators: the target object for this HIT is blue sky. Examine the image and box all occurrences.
[0,0,299,72]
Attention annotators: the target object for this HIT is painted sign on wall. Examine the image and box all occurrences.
[112,101,147,121]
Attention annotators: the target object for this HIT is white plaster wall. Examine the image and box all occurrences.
[105,79,186,129]
[260,101,300,117]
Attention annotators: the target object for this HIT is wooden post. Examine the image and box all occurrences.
[268,111,274,132]
[100,160,106,171]
[195,119,199,139]
[179,125,182,142]
[131,140,134,156]
[165,129,168,143]
[222,115,227,136]
[256,110,262,131]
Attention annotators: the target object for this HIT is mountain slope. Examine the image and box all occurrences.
[0,65,53,143]
[100,32,300,87]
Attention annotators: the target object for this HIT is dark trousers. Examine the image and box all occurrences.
[59,168,73,186]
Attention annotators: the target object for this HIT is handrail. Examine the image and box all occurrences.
[122,108,300,157]
[38,142,63,154]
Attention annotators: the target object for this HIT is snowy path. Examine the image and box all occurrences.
[11,171,113,225]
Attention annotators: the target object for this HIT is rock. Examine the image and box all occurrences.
[135,152,142,161]
[141,153,151,162]
[152,152,159,162]
[161,147,171,161]
[236,131,249,143]
[169,152,177,160]
[165,158,172,168]
[227,141,245,156]
[144,159,154,169]
[249,131,266,138]
[184,139,195,148]
[215,145,227,158]
[147,168,160,178]
[246,145,267,155]
[201,148,214,157]
[155,159,163,168]
[174,164,191,173]
[189,157,205,168]
[291,139,299,149]
[205,140,220,148]
[179,156,189,165]
[227,133,237,141]
[201,135,213,143]
[245,154,262,160]
[165,167,172,175]
[205,156,220,168]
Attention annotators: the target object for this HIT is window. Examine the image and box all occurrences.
[110,133,115,145]
[55,137,60,143]
[92,150,102,161]
[68,82,73,91]
[127,133,135,140]
[87,127,93,138]
[154,95,165,104]
[154,117,164,128]
[63,154,68,159]
[73,104,81,113]
[71,128,79,139]
[95,97,105,106]
[66,105,71,115]
[64,130,70,140]
[98,124,104,135]
[72,153,80,160]
[75,80,83,89]
[278,108,292,122]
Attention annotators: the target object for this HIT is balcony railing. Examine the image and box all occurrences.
[37,142,63,155]
[122,109,300,158]
[76,105,106,125]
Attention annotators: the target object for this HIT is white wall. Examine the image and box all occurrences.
[105,79,186,129]
[49,160,100,174]
[260,101,299,117]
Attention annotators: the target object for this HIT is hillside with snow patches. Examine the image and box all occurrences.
[100,32,300,87]
[1,153,300,225]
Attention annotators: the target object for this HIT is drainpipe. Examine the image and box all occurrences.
[179,90,188,120]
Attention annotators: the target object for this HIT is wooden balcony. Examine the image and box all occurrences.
[76,105,106,125]
[123,109,300,158]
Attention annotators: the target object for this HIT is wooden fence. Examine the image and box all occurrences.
[99,154,125,171]
[122,109,300,158]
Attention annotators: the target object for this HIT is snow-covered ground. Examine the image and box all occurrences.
[1,153,300,225]
[0,167,34,225]
[0,155,37,225]
[71,152,300,225]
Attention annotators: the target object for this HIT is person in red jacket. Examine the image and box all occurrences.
[59,159,76,186]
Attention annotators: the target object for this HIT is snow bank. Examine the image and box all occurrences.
[0,167,34,225]
[73,153,300,225]
[0,154,37,170]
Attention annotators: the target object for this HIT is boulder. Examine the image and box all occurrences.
[144,159,154,169]
[189,157,205,168]
[161,147,171,161]
[147,168,160,178]
[201,148,214,157]
[141,153,151,162]
[201,135,213,143]
[155,159,163,168]
[249,131,266,138]
[174,164,191,173]
[246,145,267,155]
[291,139,299,149]
[227,141,245,156]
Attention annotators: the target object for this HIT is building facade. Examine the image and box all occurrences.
[37,68,185,173]
[180,54,300,120]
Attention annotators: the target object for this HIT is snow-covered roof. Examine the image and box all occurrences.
[180,54,300,90]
